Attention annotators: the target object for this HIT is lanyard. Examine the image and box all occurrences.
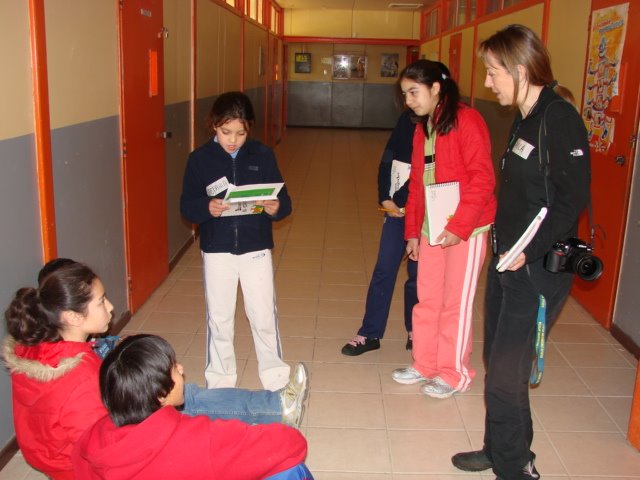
[530,294,546,385]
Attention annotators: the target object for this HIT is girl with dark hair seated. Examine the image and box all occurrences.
[3,260,308,480]
[73,334,312,479]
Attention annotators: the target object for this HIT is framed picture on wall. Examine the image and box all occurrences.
[294,52,312,73]
[332,54,367,80]
[380,53,399,77]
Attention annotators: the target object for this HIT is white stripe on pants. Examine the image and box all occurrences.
[202,249,290,391]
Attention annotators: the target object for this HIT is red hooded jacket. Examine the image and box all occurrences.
[72,406,307,479]
[2,337,106,480]
[405,104,497,241]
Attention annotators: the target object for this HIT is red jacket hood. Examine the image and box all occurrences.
[73,408,179,479]
[3,336,95,407]
[73,406,308,480]
[2,336,105,479]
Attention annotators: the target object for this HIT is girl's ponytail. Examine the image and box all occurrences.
[6,287,62,345]
[4,262,97,346]
[434,68,460,135]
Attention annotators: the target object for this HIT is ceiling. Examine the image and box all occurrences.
[276,0,436,11]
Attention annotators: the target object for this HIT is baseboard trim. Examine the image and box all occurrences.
[0,437,18,472]
[611,323,640,359]
[110,310,132,336]
[169,235,196,271]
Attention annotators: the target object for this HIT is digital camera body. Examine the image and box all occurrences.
[544,237,603,281]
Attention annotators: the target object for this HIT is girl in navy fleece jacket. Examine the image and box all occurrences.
[180,92,292,392]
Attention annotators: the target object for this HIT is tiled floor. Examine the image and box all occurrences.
[3,128,640,479]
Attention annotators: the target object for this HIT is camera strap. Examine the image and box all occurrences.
[530,294,547,386]
[538,100,596,244]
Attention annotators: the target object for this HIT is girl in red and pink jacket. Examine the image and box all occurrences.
[391,60,497,398]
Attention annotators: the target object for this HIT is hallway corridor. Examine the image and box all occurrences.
[3,127,640,479]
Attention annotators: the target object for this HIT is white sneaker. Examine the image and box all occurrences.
[280,363,308,428]
[391,366,429,385]
[421,376,467,399]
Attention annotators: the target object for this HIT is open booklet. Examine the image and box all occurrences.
[221,182,284,217]
[496,207,548,272]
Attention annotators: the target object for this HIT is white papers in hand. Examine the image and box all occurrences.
[389,160,411,197]
[496,207,548,272]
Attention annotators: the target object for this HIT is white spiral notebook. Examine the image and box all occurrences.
[496,207,548,272]
[425,181,460,245]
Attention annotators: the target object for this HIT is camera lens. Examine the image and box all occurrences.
[575,255,603,281]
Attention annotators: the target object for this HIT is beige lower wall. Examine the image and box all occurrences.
[284,8,420,40]
[547,0,590,103]
[244,22,268,91]
[44,0,119,129]
[164,0,192,105]
[0,2,37,140]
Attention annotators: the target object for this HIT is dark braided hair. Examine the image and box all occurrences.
[5,262,97,346]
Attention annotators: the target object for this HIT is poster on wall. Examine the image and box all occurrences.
[380,53,399,77]
[332,55,367,80]
[582,3,628,153]
[294,52,312,73]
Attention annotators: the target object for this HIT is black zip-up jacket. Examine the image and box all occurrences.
[377,110,414,207]
[180,138,291,255]
[496,86,591,263]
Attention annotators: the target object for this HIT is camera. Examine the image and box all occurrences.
[544,238,603,281]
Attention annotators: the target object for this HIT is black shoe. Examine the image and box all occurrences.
[451,450,493,472]
[405,334,412,350]
[341,336,380,356]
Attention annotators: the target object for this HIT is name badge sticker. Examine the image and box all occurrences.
[512,138,535,160]
[206,177,229,197]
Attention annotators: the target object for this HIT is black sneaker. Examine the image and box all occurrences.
[405,334,412,350]
[451,450,493,472]
[341,335,380,356]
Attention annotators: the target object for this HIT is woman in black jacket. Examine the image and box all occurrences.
[452,25,591,479]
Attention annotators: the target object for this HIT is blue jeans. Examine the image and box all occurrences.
[181,383,282,424]
[358,215,418,339]
[266,463,314,479]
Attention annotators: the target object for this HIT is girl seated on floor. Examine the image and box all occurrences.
[3,259,308,480]
[73,334,312,479]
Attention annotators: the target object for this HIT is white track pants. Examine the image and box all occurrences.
[202,249,290,391]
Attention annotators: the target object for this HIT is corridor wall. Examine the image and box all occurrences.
[0,2,42,450]
[0,0,128,453]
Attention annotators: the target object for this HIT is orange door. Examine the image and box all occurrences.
[406,45,419,65]
[572,0,640,328]
[448,33,462,83]
[118,0,169,312]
